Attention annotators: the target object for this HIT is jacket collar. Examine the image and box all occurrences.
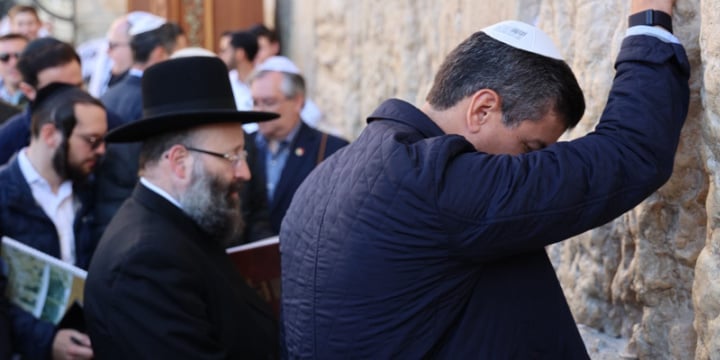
[367,99,445,138]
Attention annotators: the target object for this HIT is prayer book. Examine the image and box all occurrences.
[1,236,86,328]
[226,236,281,317]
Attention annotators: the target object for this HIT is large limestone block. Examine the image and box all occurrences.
[694,0,720,358]
[547,0,705,359]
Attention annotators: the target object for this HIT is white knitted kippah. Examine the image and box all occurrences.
[482,20,563,60]
[256,56,301,75]
[127,11,166,36]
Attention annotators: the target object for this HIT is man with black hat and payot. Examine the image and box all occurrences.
[84,56,279,358]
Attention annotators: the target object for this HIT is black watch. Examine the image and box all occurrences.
[628,9,673,34]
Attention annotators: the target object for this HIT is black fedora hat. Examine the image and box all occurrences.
[105,56,278,142]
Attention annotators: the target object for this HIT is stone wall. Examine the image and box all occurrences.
[16,0,123,44]
[281,0,712,358]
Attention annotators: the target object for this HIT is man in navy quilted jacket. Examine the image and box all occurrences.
[280,0,689,358]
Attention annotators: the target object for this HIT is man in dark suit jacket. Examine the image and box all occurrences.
[249,56,348,232]
[93,15,177,240]
[0,37,84,165]
[0,84,106,359]
[85,56,278,358]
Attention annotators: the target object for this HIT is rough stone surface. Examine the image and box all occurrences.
[31,0,123,44]
[694,0,720,358]
[282,1,712,358]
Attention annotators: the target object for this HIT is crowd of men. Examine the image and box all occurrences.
[0,0,690,358]
[0,4,345,359]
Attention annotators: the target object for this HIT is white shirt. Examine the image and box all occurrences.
[140,177,183,209]
[17,149,76,264]
[229,69,253,111]
[228,70,258,133]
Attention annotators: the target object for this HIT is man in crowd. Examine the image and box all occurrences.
[93,13,178,238]
[87,14,132,97]
[227,30,258,111]
[280,0,688,358]
[248,23,280,66]
[249,56,347,233]
[0,83,106,359]
[7,5,42,41]
[85,56,278,358]
[0,37,83,164]
[217,30,234,70]
[0,33,28,107]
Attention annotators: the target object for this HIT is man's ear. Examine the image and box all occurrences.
[148,45,169,64]
[291,94,305,113]
[19,82,36,100]
[38,123,60,148]
[465,89,501,134]
[235,48,247,62]
[165,144,192,181]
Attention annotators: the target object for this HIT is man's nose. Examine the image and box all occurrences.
[235,160,251,181]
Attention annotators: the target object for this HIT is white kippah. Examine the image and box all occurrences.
[127,11,166,36]
[256,56,301,75]
[482,20,563,60]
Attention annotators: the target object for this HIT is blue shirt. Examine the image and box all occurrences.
[255,122,301,201]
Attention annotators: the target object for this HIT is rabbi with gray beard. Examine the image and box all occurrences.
[84,56,279,359]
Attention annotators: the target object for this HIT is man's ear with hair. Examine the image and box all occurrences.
[38,123,61,148]
[165,144,193,181]
[291,93,305,113]
[148,45,170,65]
[234,48,247,63]
[465,89,501,134]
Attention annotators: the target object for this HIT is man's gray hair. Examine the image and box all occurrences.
[249,70,306,100]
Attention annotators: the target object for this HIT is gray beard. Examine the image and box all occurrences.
[178,161,245,246]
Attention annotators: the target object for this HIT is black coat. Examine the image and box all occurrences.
[85,184,277,359]
[0,156,99,359]
[93,74,144,239]
[280,35,691,358]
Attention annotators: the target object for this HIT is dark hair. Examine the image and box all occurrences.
[167,21,185,38]
[130,23,177,63]
[139,130,194,169]
[8,5,39,20]
[247,23,279,44]
[426,31,585,129]
[0,33,29,43]
[30,84,105,138]
[17,37,81,88]
[230,31,258,62]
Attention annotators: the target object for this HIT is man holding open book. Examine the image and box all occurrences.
[0,84,106,359]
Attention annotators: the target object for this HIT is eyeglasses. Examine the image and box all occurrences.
[0,52,20,63]
[252,97,287,109]
[108,41,129,50]
[185,147,248,167]
[74,133,105,150]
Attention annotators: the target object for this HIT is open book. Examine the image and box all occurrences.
[226,236,280,317]
[1,236,86,326]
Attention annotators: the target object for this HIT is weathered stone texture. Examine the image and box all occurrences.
[283,0,712,358]
[694,0,720,358]
[29,0,123,44]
